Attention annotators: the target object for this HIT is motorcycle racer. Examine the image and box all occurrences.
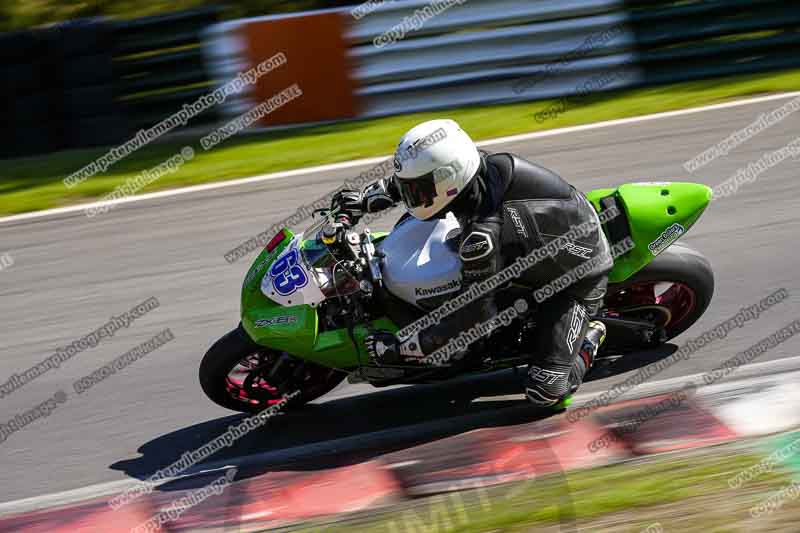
[334,119,611,408]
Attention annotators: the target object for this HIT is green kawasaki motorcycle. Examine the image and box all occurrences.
[200,182,714,413]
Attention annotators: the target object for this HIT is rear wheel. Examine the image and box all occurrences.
[199,324,346,414]
[601,244,714,352]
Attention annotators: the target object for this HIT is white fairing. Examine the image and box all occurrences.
[378,213,463,308]
[261,236,326,307]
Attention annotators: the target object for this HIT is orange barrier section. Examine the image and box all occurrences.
[240,12,359,126]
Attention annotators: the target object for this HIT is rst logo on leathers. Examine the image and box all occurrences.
[527,367,567,385]
[506,207,528,239]
[566,304,588,352]
[459,231,494,260]
[563,242,593,259]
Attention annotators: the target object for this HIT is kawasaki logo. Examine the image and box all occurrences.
[415,280,461,298]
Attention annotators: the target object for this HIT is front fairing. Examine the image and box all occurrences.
[240,230,319,356]
[239,227,377,368]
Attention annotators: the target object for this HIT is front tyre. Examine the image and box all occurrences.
[199,324,346,414]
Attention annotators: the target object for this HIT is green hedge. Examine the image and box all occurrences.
[0,1,368,32]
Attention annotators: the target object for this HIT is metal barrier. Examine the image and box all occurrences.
[3,1,799,158]
[346,0,800,118]
[347,0,644,117]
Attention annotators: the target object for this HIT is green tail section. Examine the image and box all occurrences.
[587,182,712,283]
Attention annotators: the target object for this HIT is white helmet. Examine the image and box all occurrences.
[393,119,481,220]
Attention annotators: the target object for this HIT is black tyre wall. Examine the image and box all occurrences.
[607,244,715,340]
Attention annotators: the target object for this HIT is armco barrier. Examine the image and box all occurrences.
[206,0,800,124]
[204,0,644,122]
[4,0,800,157]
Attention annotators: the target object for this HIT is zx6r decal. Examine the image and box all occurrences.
[255,316,298,328]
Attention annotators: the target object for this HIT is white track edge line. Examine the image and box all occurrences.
[2,91,799,226]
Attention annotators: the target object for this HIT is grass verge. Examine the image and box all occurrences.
[2,68,799,217]
[291,444,800,532]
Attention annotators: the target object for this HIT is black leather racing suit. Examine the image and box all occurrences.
[365,151,612,404]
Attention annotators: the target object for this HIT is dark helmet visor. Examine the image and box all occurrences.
[395,172,437,208]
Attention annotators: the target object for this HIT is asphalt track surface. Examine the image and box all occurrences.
[0,97,799,505]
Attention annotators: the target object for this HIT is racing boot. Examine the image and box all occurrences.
[561,320,607,408]
[525,320,606,409]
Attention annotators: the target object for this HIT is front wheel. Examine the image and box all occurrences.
[199,324,346,414]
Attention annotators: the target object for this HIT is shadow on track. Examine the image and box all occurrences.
[110,342,678,491]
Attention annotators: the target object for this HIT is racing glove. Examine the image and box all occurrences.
[332,190,364,214]
[362,178,399,213]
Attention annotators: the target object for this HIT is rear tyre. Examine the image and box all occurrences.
[603,244,714,344]
[199,324,346,414]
